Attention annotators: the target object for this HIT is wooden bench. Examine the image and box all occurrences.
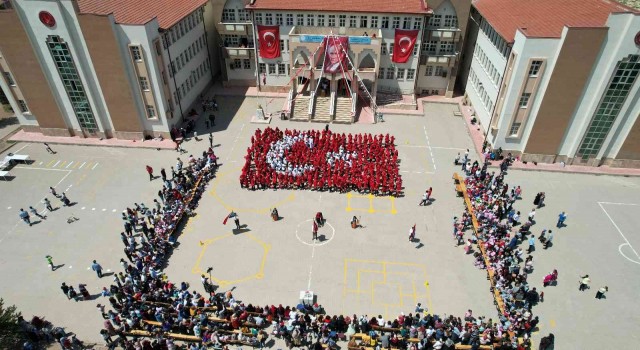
[142,320,162,327]
[208,316,230,324]
[167,332,201,342]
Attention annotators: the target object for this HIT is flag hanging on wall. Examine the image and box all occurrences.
[392,29,419,63]
[257,25,281,59]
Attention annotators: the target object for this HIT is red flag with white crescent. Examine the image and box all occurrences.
[258,25,280,59]
[392,29,419,63]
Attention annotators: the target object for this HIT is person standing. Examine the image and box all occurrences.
[557,212,567,228]
[528,208,536,223]
[91,260,103,278]
[409,224,416,242]
[543,231,553,249]
[61,282,70,299]
[146,165,154,181]
[209,133,213,148]
[312,220,318,241]
[579,275,591,291]
[234,214,241,230]
[44,142,55,154]
[29,206,46,220]
[527,234,535,253]
[19,208,31,226]
[43,198,54,212]
[46,255,55,271]
[60,193,71,206]
[426,187,433,201]
[160,168,167,181]
[595,286,608,299]
[419,191,428,206]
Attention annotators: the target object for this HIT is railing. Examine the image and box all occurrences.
[287,88,294,115]
[308,91,315,116]
[329,91,336,118]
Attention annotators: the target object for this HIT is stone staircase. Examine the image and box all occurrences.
[312,96,333,123]
[290,96,310,122]
[334,97,353,124]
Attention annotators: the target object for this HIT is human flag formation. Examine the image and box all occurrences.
[257,25,280,59]
[392,29,419,63]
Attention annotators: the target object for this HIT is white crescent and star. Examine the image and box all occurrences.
[399,36,412,53]
[263,32,276,47]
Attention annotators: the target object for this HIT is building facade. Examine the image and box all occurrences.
[462,0,640,167]
[0,0,216,139]
[215,0,470,122]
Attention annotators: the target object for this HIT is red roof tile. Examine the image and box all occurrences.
[248,0,429,15]
[77,0,208,29]
[474,0,637,43]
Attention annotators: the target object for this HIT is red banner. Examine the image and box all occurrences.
[323,36,349,74]
[257,25,280,59]
[392,29,419,63]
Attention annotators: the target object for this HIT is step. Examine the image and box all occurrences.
[291,97,310,121]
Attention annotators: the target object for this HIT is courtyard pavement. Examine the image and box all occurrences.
[0,98,638,349]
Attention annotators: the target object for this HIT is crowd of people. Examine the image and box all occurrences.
[93,149,218,349]
[19,315,84,350]
[453,154,544,347]
[240,128,402,196]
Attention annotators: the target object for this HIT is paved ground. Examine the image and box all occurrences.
[0,98,639,349]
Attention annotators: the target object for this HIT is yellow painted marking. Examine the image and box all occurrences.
[550,319,556,328]
[58,161,67,168]
[46,160,55,167]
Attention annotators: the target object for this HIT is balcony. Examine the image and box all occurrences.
[216,22,252,36]
[224,47,254,60]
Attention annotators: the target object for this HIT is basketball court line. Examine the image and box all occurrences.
[597,201,640,265]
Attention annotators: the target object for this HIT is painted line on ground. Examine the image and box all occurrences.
[66,161,74,169]
[598,202,640,265]
[78,162,86,169]
[423,125,436,172]
[92,162,99,170]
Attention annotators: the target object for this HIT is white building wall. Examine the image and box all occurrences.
[12,0,112,133]
[495,33,559,151]
[464,25,506,127]
[559,13,640,159]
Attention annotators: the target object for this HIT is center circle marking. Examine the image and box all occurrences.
[295,218,335,247]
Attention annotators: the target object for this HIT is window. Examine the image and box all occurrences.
[139,76,150,90]
[386,68,394,79]
[3,72,15,85]
[392,17,400,29]
[413,18,421,30]
[146,105,156,118]
[318,15,325,27]
[350,15,357,28]
[265,13,273,25]
[429,15,441,27]
[297,14,304,26]
[519,92,531,108]
[371,16,378,28]
[268,63,276,74]
[396,68,405,80]
[255,13,263,24]
[168,63,174,77]
[381,43,387,55]
[179,22,185,36]
[435,66,443,76]
[440,41,454,55]
[413,44,419,56]
[339,15,346,27]
[238,9,248,22]
[360,16,367,28]
[222,9,235,22]
[378,68,385,79]
[381,16,389,29]
[529,60,543,76]
[259,63,266,73]
[403,17,411,29]
[234,59,242,69]
[243,59,251,69]
[130,46,142,61]
[286,14,293,26]
[280,40,285,51]
[181,84,186,98]
[424,41,437,54]
[328,15,335,27]
[307,14,315,26]
[276,13,283,25]
[389,43,394,55]
[278,63,286,75]
[425,65,433,76]
[171,29,177,44]
[407,68,416,80]
[509,122,521,136]
[444,15,458,28]
[176,57,182,71]
[18,100,28,113]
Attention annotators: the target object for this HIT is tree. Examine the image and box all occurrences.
[0,298,24,349]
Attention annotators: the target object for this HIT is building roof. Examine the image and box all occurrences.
[474,0,638,43]
[248,0,430,15]
[77,0,208,29]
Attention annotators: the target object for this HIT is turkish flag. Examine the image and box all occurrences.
[392,29,419,63]
[258,25,280,59]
